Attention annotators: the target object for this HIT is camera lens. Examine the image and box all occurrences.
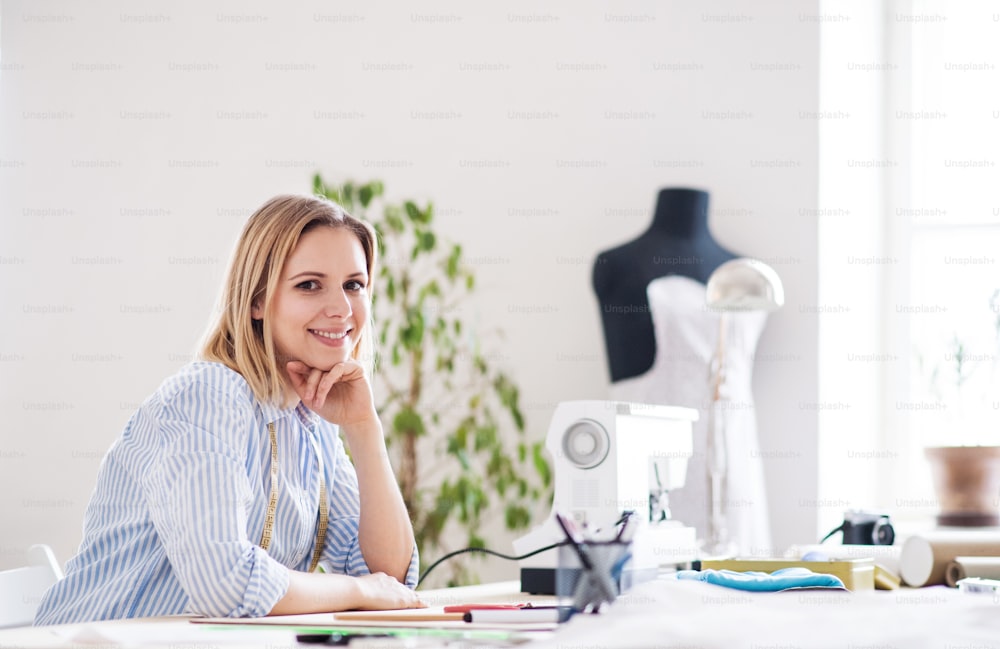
[872,519,895,545]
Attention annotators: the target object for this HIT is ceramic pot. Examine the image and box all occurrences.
[924,445,1000,526]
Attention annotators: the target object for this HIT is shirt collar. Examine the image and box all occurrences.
[293,402,320,431]
[256,398,321,432]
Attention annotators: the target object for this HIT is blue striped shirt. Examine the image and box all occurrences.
[34,361,418,625]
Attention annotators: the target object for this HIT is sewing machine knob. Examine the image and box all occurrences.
[561,419,610,469]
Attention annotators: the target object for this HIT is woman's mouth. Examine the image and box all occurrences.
[309,328,352,346]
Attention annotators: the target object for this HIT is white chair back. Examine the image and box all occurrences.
[0,545,63,628]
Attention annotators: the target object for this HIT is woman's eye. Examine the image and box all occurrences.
[345,280,365,292]
[296,280,320,291]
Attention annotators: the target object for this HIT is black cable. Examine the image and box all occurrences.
[417,541,569,588]
[819,522,845,544]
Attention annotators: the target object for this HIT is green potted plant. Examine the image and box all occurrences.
[918,290,1000,527]
[311,174,552,585]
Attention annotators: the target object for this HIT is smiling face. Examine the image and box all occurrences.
[255,225,370,378]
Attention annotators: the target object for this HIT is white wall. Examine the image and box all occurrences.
[0,0,819,577]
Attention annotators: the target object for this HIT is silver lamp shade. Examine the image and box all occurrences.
[706,258,785,312]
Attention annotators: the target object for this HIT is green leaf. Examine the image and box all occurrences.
[419,280,441,302]
[505,504,532,530]
[496,474,509,495]
[400,308,425,350]
[404,201,421,223]
[474,423,497,452]
[403,201,433,224]
[486,448,504,477]
[384,205,405,233]
[393,407,426,438]
[359,184,374,208]
[494,375,525,431]
[533,443,552,486]
[454,419,470,450]
[373,226,387,258]
[445,244,461,280]
[469,483,486,516]
[420,230,436,252]
[511,407,525,432]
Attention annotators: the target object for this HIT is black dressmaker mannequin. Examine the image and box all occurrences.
[592,188,736,383]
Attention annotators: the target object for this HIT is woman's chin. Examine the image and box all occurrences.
[279,345,353,373]
[310,351,352,371]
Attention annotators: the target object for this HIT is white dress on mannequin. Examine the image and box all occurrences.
[608,275,771,555]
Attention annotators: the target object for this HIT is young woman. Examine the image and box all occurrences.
[35,195,424,624]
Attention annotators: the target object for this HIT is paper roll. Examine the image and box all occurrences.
[899,531,1000,587]
[944,556,1000,587]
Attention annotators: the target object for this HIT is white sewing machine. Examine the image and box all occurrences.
[515,400,699,594]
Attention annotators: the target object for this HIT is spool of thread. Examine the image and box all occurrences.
[899,531,1000,587]
[944,556,1000,587]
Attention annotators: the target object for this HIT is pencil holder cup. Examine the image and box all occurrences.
[556,540,634,614]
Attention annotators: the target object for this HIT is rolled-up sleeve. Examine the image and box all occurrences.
[143,382,290,617]
[321,434,419,588]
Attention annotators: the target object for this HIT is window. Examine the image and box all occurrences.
[894,0,1000,514]
[818,0,999,532]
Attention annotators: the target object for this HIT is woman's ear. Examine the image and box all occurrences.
[251,299,263,320]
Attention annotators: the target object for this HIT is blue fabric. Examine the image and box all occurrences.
[676,567,846,592]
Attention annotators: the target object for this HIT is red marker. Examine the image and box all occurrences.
[443,603,527,613]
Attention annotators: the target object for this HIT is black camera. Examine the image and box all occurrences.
[841,511,895,545]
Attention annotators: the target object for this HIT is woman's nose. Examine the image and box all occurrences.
[324,290,352,318]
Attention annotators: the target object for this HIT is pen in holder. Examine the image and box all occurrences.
[553,511,637,615]
[556,538,633,614]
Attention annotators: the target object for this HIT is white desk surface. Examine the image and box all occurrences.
[0,580,542,648]
[3,578,1000,649]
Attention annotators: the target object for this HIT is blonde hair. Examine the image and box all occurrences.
[200,194,378,405]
